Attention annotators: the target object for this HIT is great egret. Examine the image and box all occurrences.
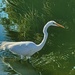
[0,21,64,59]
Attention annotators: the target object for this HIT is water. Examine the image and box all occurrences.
[0,24,6,41]
[0,0,75,75]
[0,0,2,3]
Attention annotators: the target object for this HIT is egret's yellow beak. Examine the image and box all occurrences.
[56,23,65,28]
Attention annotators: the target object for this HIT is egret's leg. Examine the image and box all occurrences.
[26,56,31,59]
[18,55,24,63]
[21,55,24,59]
[26,56,31,63]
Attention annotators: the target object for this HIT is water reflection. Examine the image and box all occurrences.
[0,11,8,18]
[3,58,40,75]
[0,24,7,41]
[0,58,9,75]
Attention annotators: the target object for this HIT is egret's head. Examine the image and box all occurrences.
[47,21,65,28]
[43,21,65,33]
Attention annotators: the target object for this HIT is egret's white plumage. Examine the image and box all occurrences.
[0,21,64,59]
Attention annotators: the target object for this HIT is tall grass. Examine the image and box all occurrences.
[5,0,75,43]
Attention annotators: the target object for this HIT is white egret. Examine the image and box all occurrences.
[0,21,64,59]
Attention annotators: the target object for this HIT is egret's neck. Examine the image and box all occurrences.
[37,25,48,50]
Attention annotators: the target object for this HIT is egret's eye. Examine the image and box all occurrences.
[53,22,55,24]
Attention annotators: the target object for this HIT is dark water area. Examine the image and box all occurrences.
[0,0,75,75]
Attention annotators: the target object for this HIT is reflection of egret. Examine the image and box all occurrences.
[0,21,64,59]
[3,58,39,75]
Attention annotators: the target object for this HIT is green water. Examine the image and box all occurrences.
[0,0,75,75]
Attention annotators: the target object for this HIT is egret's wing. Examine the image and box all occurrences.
[8,42,35,55]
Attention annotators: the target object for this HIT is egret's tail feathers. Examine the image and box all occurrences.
[0,41,7,50]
